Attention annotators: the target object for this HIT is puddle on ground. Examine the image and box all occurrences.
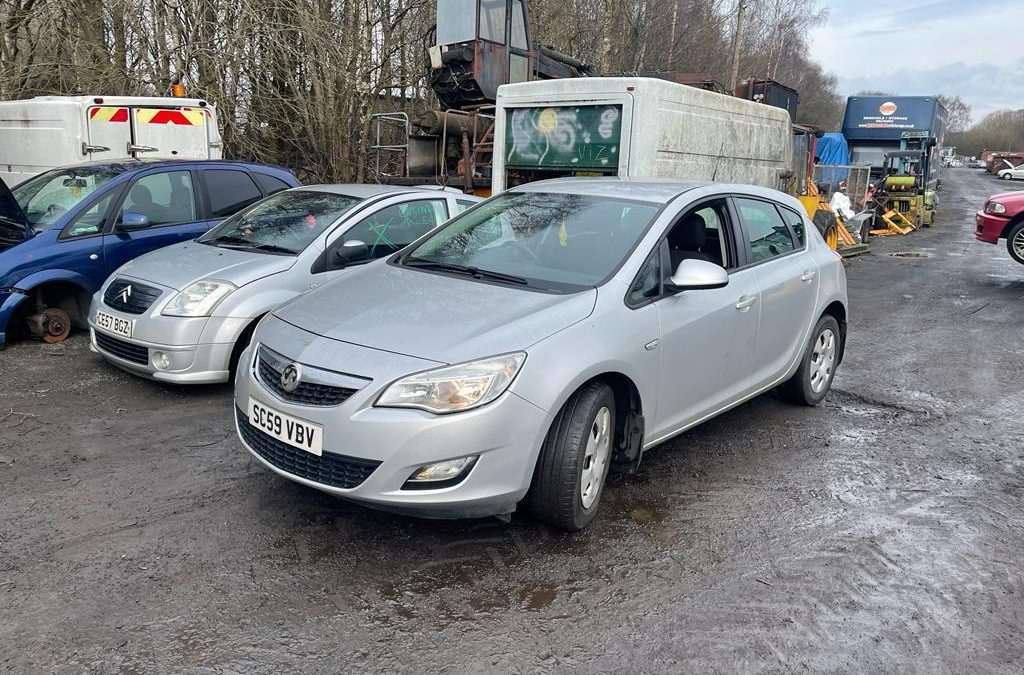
[889,252,934,258]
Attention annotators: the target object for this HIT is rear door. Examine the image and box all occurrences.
[733,196,819,384]
[86,106,132,159]
[101,168,204,275]
[131,107,212,158]
[199,168,265,227]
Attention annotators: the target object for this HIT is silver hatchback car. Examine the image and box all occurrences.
[88,185,478,383]
[234,179,848,530]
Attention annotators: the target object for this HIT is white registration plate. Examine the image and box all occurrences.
[95,310,134,338]
[248,397,323,456]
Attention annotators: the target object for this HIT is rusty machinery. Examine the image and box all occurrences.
[373,0,590,195]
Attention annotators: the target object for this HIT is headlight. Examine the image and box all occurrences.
[162,280,235,317]
[376,352,526,413]
[985,201,1006,215]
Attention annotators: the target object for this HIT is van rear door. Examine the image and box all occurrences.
[130,107,212,158]
[86,106,132,158]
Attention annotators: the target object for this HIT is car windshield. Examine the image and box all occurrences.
[198,190,363,255]
[11,166,126,230]
[401,192,660,291]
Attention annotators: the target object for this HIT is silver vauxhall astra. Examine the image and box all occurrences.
[235,178,848,530]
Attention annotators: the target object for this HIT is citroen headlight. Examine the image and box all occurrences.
[162,280,236,317]
[985,201,1006,215]
[376,352,526,414]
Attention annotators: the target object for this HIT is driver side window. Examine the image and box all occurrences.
[119,171,196,227]
[343,199,448,261]
[663,199,733,281]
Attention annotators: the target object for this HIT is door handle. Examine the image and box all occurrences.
[127,143,158,154]
[801,269,818,282]
[735,295,757,311]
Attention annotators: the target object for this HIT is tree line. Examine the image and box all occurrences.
[1,0,844,182]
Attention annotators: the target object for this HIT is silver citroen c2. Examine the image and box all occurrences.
[234,178,848,530]
[89,185,478,383]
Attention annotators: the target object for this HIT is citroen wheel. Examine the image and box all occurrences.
[779,315,841,406]
[528,382,616,531]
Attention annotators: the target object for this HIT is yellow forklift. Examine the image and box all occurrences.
[868,149,936,236]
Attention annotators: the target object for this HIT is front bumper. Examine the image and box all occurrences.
[234,344,553,520]
[975,210,1008,244]
[88,290,248,383]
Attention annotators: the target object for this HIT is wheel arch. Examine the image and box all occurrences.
[822,300,848,365]
[1000,213,1024,240]
[14,277,95,328]
[547,370,646,473]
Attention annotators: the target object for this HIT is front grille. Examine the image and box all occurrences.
[236,407,379,489]
[104,279,163,315]
[257,351,357,407]
[95,331,149,365]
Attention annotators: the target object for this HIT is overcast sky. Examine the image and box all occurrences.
[809,0,1021,125]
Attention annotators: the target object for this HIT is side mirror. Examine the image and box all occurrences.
[666,259,729,293]
[332,239,368,265]
[115,212,152,231]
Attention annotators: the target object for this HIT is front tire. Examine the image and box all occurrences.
[1002,173,1013,181]
[779,315,841,406]
[1007,221,1024,265]
[528,382,615,531]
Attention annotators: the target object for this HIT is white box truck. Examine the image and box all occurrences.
[492,77,793,193]
[0,95,223,185]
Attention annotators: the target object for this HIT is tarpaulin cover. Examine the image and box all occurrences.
[816,133,849,166]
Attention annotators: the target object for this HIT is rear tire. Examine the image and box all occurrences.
[1007,221,1024,265]
[527,382,615,531]
[779,315,841,406]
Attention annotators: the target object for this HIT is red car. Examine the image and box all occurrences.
[976,191,1024,264]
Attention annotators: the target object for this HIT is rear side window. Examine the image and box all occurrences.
[253,173,292,196]
[205,170,263,218]
[735,197,796,264]
[778,206,807,247]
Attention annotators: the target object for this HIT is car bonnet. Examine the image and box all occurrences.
[0,176,31,247]
[272,260,597,364]
[116,240,297,290]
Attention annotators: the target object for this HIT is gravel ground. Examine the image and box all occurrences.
[1,168,1022,674]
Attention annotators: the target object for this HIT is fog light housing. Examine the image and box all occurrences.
[153,351,171,370]
[402,456,478,490]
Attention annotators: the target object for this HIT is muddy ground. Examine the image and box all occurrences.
[1,169,1022,674]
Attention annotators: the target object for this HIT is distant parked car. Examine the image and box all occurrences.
[89,185,479,383]
[0,159,298,347]
[976,191,1024,264]
[233,178,848,530]
[996,164,1024,181]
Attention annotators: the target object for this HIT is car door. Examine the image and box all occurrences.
[101,168,203,276]
[315,196,451,278]
[48,186,125,289]
[645,198,761,438]
[733,196,819,385]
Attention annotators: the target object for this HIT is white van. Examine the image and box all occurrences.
[0,95,223,186]
[492,77,793,193]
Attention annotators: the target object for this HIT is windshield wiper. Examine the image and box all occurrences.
[203,235,296,255]
[404,258,528,285]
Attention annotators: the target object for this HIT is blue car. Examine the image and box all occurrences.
[0,159,299,347]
